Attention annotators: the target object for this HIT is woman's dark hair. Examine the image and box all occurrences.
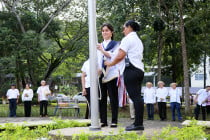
[125,20,140,32]
[101,23,114,40]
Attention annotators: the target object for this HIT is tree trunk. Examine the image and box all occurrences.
[203,51,206,88]
[157,31,163,82]
[178,0,191,116]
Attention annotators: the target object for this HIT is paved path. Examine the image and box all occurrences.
[0,117,182,138]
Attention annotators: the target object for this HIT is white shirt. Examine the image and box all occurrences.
[120,32,144,72]
[196,89,209,106]
[143,87,156,104]
[6,89,20,99]
[108,46,125,76]
[81,60,90,88]
[168,88,182,103]
[22,89,34,101]
[37,85,51,101]
[156,87,168,102]
[97,40,119,83]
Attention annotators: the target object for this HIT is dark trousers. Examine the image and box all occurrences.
[170,102,182,121]
[24,101,32,117]
[158,102,167,120]
[85,88,90,119]
[124,64,144,126]
[9,99,17,117]
[40,100,48,116]
[99,77,119,124]
[207,105,210,116]
[195,104,206,121]
[146,104,154,120]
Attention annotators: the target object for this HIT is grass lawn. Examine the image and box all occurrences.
[0,103,208,121]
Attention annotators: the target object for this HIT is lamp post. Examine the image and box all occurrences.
[88,0,101,130]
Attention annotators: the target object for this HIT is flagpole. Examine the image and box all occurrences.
[88,0,101,130]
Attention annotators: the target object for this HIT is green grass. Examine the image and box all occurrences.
[0,104,209,121]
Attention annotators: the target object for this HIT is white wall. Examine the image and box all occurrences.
[191,57,210,87]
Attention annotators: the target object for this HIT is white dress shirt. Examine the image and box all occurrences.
[156,87,168,102]
[81,60,90,88]
[168,88,182,103]
[108,46,125,76]
[196,89,209,106]
[143,87,156,104]
[6,89,20,99]
[22,89,34,101]
[37,85,51,101]
[119,32,144,72]
[97,40,119,83]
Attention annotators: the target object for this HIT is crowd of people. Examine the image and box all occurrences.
[81,20,210,131]
[6,80,51,117]
[3,20,210,132]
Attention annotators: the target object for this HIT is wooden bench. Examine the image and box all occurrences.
[53,97,80,117]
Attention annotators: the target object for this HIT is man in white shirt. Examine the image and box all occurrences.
[6,84,20,117]
[168,83,182,121]
[37,80,51,117]
[156,81,168,121]
[81,59,90,119]
[144,82,156,120]
[194,86,210,121]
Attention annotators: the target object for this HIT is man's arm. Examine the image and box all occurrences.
[81,72,87,96]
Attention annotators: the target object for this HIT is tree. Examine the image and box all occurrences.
[178,0,190,115]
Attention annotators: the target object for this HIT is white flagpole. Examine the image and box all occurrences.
[88,0,101,130]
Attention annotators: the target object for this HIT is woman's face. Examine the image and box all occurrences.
[26,84,30,89]
[102,26,113,40]
[123,25,132,36]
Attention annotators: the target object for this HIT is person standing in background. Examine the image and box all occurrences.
[206,90,210,117]
[6,84,20,117]
[168,83,182,121]
[37,80,51,117]
[194,86,210,121]
[22,84,34,117]
[81,59,91,119]
[105,20,144,131]
[156,81,168,121]
[144,82,156,120]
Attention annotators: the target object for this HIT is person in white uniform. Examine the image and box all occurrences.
[37,80,51,117]
[6,84,20,117]
[156,81,168,121]
[81,59,91,119]
[144,82,156,120]
[194,86,210,121]
[97,23,119,128]
[22,84,34,117]
[105,20,144,131]
[168,83,182,121]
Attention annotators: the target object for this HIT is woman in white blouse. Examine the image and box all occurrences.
[156,81,168,121]
[105,20,144,131]
[144,82,156,120]
[168,83,182,121]
[22,84,33,117]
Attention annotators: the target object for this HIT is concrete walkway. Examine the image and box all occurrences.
[0,117,182,138]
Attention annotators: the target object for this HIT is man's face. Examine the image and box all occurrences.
[11,86,15,89]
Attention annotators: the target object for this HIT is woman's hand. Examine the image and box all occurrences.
[82,89,87,96]
[104,61,112,66]
[97,44,103,52]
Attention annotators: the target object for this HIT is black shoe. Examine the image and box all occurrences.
[101,123,108,127]
[110,123,117,128]
[125,125,144,131]
[131,118,135,120]
[172,119,175,121]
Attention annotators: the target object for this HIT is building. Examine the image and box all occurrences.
[191,56,210,87]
